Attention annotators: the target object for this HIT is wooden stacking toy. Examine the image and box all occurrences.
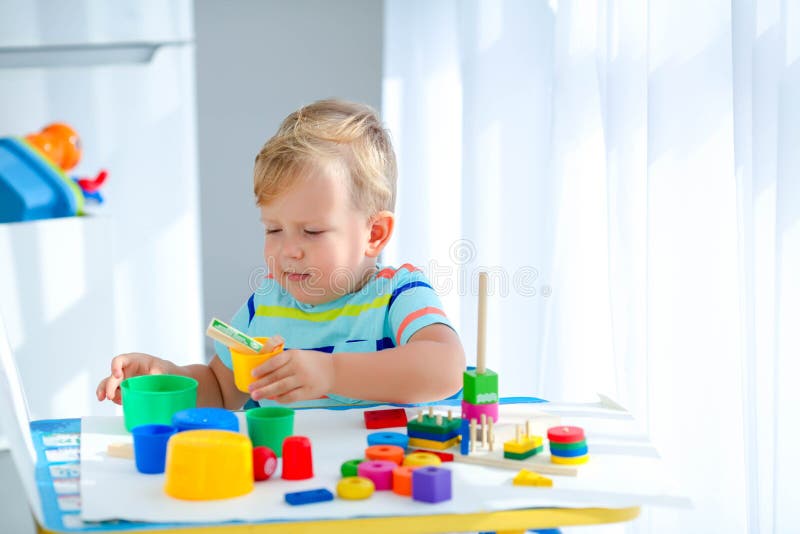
[547,425,589,465]
[407,407,461,450]
[461,272,500,445]
[504,420,544,460]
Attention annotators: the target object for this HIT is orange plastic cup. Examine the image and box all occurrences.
[231,337,284,393]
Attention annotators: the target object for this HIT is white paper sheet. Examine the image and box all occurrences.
[80,401,691,523]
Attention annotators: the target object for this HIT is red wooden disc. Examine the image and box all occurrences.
[547,426,585,444]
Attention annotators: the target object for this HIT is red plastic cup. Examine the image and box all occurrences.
[281,436,313,480]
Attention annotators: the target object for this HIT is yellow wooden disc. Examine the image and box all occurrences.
[403,451,442,468]
[336,476,375,500]
[550,454,589,465]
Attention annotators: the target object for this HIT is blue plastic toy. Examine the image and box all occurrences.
[0,123,107,223]
[171,407,240,433]
[0,137,83,223]
[284,488,334,506]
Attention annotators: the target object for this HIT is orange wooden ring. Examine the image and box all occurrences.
[365,444,404,465]
[392,465,415,496]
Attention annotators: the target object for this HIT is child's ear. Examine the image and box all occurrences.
[365,211,395,258]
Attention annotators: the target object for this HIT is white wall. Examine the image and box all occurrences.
[0,1,203,423]
[194,0,384,358]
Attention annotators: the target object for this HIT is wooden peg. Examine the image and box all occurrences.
[477,272,488,374]
[469,419,477,452]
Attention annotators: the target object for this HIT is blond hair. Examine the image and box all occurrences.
[254,99,397,215]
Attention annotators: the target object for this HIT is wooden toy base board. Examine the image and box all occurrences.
[79,401,690,524]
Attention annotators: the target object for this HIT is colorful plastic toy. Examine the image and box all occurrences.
[120,375,198,432]
[282,436,313,480]
[411,466,452,503]
[246,406,294,457]
[364,408,408,429]
[253,446,277,481]
[365,444,404,465]
[392,466,416,496]
[229,336,284,393]
[366,431,409,450]
[409,449,454,462]
[131,424,176,474]
[357,460,395,490]
[336,476,374,500]
[513,468,553,487]
[547,425,589,465]
[164,430,253,500]
[402,452,442,468]
[0,123,108,223]
[25,123,82,171]
[340,458,364,477]
[284,488,334,506]
[171,407,239,432]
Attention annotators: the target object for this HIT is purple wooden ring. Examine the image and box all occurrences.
[356,460,395,490]
[461,400,499,423]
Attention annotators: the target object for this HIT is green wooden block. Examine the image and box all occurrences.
[463,369,499,404]
[406,414,461,435]
[340,459,364,477]
[503,446,543,460]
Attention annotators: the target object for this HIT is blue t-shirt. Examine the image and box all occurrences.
[214,264,453,408]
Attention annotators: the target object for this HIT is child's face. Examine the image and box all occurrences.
[259,165,375,305]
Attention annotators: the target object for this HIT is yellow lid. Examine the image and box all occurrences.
[164,430,253,500]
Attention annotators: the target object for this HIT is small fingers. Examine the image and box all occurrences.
[263,335,285,353]
[96,378,107,401]
[110,354,132,379]
[252,351,290,377]
[251,376,297,401]
[272,386,310,404]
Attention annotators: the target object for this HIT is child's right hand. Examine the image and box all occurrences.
[95,353,178,405]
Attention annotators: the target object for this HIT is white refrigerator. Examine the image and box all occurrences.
[0,0,203,427]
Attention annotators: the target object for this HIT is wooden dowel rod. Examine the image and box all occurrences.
[477,272,488,374]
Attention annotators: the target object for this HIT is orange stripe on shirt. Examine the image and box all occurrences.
[376,263,422,279]
[396,306,446,344]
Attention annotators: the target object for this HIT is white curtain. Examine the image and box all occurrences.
[383,0,799,532]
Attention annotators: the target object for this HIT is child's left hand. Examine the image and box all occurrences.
[248,349,335,403]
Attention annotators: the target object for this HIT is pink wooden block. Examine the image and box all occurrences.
[357,460,395,490]
[461,400,499,423]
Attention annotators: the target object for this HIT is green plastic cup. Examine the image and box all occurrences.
[246,406,294,457]
[121,375,198,432]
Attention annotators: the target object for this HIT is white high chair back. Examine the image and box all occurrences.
[0,312,42,523]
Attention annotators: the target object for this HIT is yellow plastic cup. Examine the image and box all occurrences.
[231,337,284,393]
[164,429,253,500]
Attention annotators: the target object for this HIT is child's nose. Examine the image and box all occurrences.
[282,240,303,260]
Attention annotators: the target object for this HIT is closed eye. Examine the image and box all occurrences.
[266,229,282,234]
[304,230,324,236]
